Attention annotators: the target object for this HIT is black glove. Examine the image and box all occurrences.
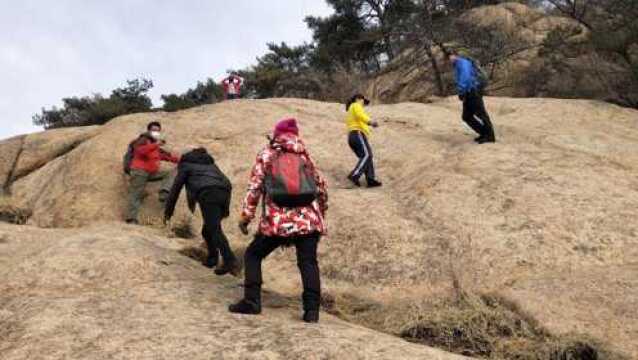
[458,94,465,101]
[238,220,250,235]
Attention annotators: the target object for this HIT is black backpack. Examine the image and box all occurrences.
[469,58,489,91]
[122,142,135,175]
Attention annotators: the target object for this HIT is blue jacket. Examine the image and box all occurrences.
[454,57,479,95]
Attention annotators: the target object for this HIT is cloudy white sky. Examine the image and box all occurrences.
[0,0,332,140]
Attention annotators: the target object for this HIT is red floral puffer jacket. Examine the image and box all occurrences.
[240,133,328,237]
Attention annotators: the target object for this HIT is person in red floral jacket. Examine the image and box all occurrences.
[229,118,328,323]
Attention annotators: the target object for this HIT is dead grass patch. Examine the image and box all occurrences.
[171,219,195,239]
[0,197,31,225]
[321,292,383,320]
[322,290,625,360]
[400,293,623,359]
[140,214,195,239]
[178,246,207,263]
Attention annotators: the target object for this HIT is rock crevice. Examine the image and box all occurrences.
[1,135,26,194]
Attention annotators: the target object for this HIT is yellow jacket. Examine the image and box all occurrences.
[345,102,371,136]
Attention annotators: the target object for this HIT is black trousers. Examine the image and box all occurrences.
[244,233,321,311]
[462,91,495,140]
[198,189,236,265]
[348,130,376,181]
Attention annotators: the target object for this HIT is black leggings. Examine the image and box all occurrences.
[198,189,236,265]
[348,130,376,181]
[462,91,495,139]
[243,233,321,311]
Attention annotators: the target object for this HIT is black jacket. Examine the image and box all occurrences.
[164,149,232,219]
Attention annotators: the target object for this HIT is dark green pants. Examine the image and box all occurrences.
[126,169,175,221]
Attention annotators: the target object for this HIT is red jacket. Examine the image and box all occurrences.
[221,76,244,97]
[130,138,179,174]
[241,133,328,237]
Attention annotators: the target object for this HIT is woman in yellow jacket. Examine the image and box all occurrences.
[345,94,382,188]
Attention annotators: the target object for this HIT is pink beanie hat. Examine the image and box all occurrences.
[273,118,299,138]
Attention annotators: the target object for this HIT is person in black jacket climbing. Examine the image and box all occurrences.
[164,147,240,276]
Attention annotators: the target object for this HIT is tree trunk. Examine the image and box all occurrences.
[384,34,395,61]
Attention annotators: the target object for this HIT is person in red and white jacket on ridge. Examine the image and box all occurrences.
[229,118,328,323]
[221,73,244,100]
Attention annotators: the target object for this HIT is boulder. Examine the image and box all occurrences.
[1,96,637,356]
[12,126,100,180]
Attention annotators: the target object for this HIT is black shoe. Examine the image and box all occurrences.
[125,219,139,225]
[303,309,319,323]
[474,135,484,143]
[477,136,495,144]
[214,260,242,276]
[367,179,383,188]
[204,255,218,269]
[229,299,261,315]
[158,191,169,203]
[347,175,361,187]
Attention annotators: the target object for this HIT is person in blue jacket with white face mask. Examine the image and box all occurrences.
[448,50,496,144]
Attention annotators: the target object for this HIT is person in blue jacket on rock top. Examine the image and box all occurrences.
[447,49,496,144]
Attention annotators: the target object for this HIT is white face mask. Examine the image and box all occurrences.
[150,131,161,140]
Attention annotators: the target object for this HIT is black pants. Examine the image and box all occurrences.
[462,91,495,140]
[348,130,376,181]
[198,189,236,265]
[226,94,240,100]
[244,233,321,311]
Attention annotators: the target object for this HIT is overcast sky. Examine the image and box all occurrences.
[0,0,332,140]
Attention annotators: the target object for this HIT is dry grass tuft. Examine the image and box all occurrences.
[400,292,623,359]
[139,213,195,239]
[178,246,208,263]
[401,293,541,358]
[322,289,625,360]
[0,197,31,225]
[171,218,195,239]
[139,214,163,227]
[321,292,383,321]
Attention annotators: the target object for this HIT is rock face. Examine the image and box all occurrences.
[0,135,25,193]
[0,96,637,357]
[0,126,99,195]
[13,126,100,180]
[0,223,466,360]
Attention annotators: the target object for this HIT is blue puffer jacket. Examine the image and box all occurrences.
[454,57,479,95]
